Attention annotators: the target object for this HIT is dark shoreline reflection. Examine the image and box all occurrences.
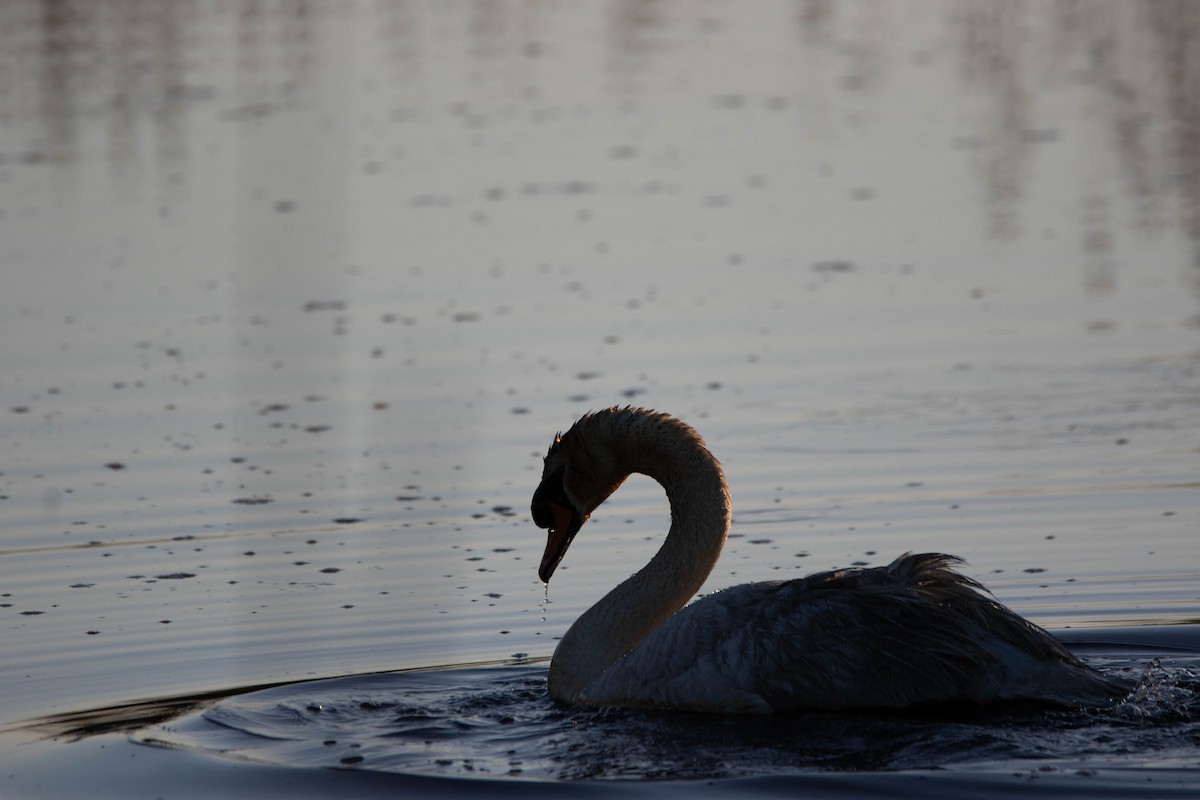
[2,1,1197,268]
[950,1,1200,269]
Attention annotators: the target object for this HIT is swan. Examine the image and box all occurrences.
[531,406,1125,713]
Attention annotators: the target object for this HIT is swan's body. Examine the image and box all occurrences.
[531,407,1124,713]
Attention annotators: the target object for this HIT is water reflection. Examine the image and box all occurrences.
[2,1,1197,256]
[952,0,1200,263]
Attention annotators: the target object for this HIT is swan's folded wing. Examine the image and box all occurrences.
[738,575,1006,709]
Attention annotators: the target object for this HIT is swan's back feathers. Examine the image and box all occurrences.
[587,553,1123,712]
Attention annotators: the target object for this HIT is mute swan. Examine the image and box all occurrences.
[531,406,1124,713]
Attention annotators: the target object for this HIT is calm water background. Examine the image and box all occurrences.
[1,1,1198,795]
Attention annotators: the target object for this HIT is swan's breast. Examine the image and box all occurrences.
[582,582,791,713]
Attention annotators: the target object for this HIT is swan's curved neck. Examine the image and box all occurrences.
[548,422,731,703]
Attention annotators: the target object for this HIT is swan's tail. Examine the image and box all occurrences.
[884,552,1130,706]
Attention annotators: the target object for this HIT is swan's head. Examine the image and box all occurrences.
[531,410,631,583]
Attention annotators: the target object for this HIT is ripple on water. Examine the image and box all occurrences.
[132,643,1200,782]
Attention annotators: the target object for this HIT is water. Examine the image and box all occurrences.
[2,1,1199,796]
[131,650,1199,778]
[17,639,1200,793]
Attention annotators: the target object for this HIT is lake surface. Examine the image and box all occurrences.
[2,1,1198,796]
